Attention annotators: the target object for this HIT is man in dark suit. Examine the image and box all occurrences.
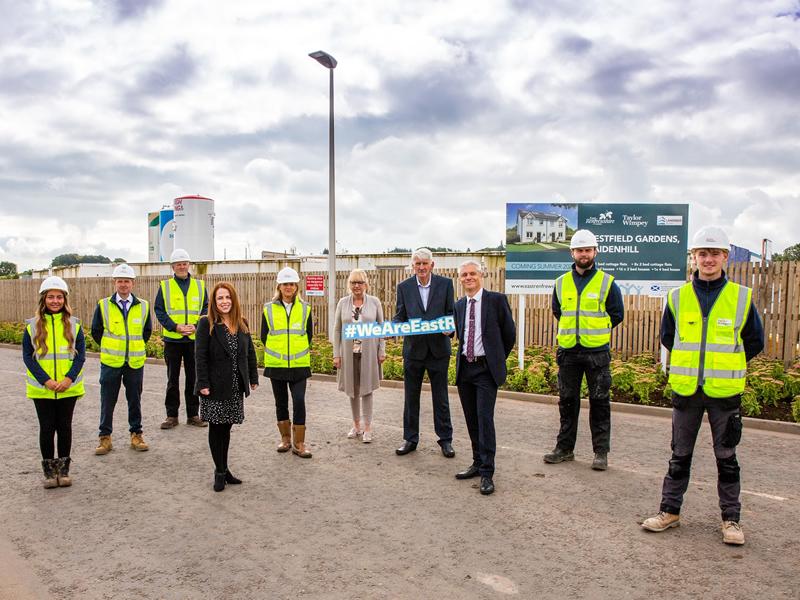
[453,260,516,495]
[394,248,456,458]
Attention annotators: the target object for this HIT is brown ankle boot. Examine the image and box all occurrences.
[276,420,292,453]
[41,459,58,489]
[56,457,72,487]
[291,424,312,458]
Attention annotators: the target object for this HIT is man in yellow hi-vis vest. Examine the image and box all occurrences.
[642,226,763,546]
[90,264,152,455]
[154,248,208,429]
[543,229,624,471]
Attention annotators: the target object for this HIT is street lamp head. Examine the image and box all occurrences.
[309,50,337,69]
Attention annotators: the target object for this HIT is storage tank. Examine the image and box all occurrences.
[159,208,175,262]
[147,211,160,262]
[173,195,214,262]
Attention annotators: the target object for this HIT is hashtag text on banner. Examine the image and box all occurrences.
[343,316,455,340]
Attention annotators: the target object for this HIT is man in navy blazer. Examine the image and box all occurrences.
[453,259,515,495]
[394,248,456,457]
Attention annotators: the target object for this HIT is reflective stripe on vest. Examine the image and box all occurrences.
[263,301,311,367]
[161,277,205,340]
[25,314,85,399]
[555,269,614,349]
[667,281,751,398]
[99,297,149,368]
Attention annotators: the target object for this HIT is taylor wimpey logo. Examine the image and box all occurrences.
[585,210,614,226]
[623,213,648,227]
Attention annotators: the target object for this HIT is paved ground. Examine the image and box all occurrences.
[0,346,798,599]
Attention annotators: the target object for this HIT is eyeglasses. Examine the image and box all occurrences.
[352,306,361,321]
[350,281,366,285]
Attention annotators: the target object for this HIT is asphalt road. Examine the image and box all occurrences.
[0,347,798,599]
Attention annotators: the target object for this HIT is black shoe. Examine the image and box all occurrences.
[395,441,417,455]
[591,452,608,471]
[440,441,455,458]
[480,476,495,495]
[225,470,242,484]
[455,463,480,479]
[213,472,226,492]
[543,447,575,464]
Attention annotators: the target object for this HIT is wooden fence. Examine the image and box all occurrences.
[1,261,797,364]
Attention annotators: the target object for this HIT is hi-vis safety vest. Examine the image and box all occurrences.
[555,269,614,349]
[99,296,149,369]
[667,281,752,398]
[160,277,205,340]
[263,301,311,368]
[25,314,85,399]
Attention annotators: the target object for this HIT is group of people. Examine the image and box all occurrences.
[23,225,763,545]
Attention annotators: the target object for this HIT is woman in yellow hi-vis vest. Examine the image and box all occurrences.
[642,226,764,546]
[22,276,86,488]
[261,267,314,458]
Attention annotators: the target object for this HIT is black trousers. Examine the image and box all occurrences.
[555,349,612,453]
[33,397,77,459]
[271,378,307,425]
[208,423,232,473]
[163,341,199,418]
[660,391,742,521]
[457,359,498,477]
[402,352,453,445]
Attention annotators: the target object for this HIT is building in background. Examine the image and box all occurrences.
[158,207,175,262]
[147,211,160,262]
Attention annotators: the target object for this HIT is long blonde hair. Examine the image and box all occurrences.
[272,282,302,304]
[33,292,76,357]
[208,282,249,334]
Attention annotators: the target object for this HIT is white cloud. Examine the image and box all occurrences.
[1,0,799,269]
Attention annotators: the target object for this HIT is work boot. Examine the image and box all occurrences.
[130,432,149,452]
[591,452,608,471]
[41,459,58,489]
[187,416,208,427]
[641,511,680,532]
[722,521,745,545]
[543,447,574,464]
[95,435,113,455]
[56,457,72,487]
[291,424,312,458]
[160,416,179,429]
[276,420,292,453]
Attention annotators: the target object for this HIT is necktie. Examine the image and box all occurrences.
[466,298,476,362]
[121,299,129,317]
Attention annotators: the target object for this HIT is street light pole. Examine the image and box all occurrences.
[309,50,338,341]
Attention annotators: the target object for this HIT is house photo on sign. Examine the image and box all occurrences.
[505,203,689,296]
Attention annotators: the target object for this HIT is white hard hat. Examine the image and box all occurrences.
[276,267,300,284]
[39,276,69,295]
[170,248,191,263]
[570,229,598,249]
[112,263,136,279]
[690,226,730,251]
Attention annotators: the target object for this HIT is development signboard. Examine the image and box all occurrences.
[505,203,689,296]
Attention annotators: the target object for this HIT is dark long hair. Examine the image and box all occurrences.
[208,282,249,334]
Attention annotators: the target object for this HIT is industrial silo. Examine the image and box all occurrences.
[147,211,160,262]
[159,207,175,262]
[173,195,215,262]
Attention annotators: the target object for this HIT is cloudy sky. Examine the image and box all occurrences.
[2,0,799,270]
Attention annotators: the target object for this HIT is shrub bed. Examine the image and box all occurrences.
[4,321,798,422]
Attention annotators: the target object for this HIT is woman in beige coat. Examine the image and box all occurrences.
[333,269,386,443]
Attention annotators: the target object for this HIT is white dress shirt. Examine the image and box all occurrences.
[416,276,431,311]
[462,288,485,358]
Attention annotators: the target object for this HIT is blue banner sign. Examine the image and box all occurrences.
[343,317,456,340]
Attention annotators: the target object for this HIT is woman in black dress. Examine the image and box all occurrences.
[195,282,259,491]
